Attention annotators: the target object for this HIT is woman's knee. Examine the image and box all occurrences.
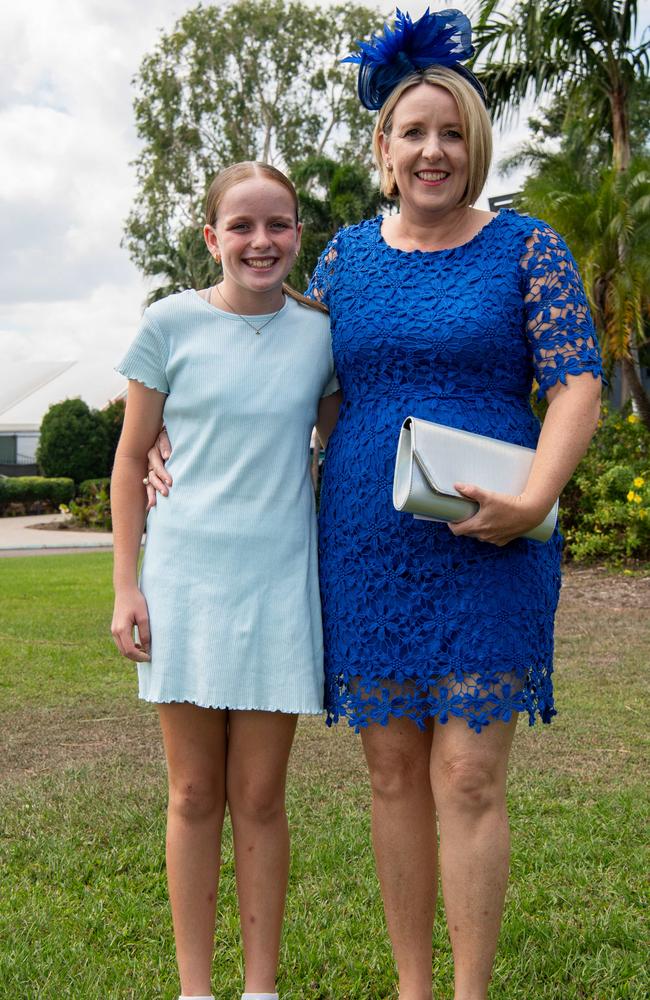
[433,754,504,815]
[367,747,430,803]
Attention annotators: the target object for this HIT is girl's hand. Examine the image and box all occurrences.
[448,483,551,546]
[111,587,152,662]
[145,428,173,510]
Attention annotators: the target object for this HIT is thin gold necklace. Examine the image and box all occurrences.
[211,283,284,335]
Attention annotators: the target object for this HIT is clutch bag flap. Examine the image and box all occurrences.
[393,416,558,542]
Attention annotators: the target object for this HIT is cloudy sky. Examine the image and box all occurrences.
[2,1,649,369]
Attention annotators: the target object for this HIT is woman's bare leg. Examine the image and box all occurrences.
[226,711,298,995]
[158,703,228,998]
[430,714,517,1000]
[361,716,437,1000]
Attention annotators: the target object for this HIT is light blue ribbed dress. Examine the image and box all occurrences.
[116,289,337,713]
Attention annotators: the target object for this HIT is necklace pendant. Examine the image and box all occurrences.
[255,329,261,335]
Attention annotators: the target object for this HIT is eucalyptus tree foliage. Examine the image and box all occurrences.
[472,0,650,173]
[124,0,381,300]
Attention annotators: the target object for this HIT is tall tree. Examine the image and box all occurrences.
[473,0,650,411]
[290,155,388,290]
[124,0,381,300]
[472,0,649,172]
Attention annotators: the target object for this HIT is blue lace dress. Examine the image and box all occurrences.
[307,211,603,733]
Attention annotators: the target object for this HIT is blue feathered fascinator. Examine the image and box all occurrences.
[343,7,487,111]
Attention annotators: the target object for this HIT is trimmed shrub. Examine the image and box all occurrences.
[561,405,650,563]
[37,398,109,484]
[0,476,75,514]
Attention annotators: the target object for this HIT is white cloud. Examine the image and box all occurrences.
[1,0,648,365]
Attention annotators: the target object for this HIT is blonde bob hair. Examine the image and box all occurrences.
[204,161,327,313]
[373,66,492,207]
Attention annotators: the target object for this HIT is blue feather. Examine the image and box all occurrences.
[343,7,485,111]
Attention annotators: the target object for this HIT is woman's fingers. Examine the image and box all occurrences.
[159,428,172,459]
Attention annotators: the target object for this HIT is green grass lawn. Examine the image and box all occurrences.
[0,554,648,999]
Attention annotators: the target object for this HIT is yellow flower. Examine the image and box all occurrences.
[627,490,636,501]
[627,413,638,424]
[640,510,648,519]
[633,476,645,488]
[634,494,642,504]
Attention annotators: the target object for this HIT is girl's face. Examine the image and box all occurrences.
[206,177,302,299]
[380,83,469,220]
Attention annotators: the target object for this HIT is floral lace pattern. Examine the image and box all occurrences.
[307,212,603,733]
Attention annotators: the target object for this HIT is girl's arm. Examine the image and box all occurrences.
[111,381,166,660]
[316,390,342,449]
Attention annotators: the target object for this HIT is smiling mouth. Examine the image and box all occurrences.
[416,170,449,184]
[243,258,278,270]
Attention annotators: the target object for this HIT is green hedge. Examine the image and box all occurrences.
[0,476,75,510]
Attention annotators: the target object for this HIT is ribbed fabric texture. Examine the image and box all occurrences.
[116,290,337,714]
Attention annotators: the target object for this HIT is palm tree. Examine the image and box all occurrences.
[518,157,650,427]
[472,0,650,412]
[472,0,649,172]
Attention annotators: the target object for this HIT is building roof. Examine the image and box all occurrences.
[0,363,127,433]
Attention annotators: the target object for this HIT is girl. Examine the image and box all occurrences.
[110,162,339,1000]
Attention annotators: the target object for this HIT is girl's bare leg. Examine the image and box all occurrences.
[158,703,228,997]
[361,716,437,1000]
[430,714,517,1000]
[226,711,298,995]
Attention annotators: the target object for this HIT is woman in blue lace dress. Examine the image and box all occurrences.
[147,10,603,997]
[305,10,603,999]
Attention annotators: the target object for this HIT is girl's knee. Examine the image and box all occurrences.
[169,776,225,824]
[228,779,286,826]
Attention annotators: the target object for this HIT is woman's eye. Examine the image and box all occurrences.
[445,130,463,140]
[404,128,421,138]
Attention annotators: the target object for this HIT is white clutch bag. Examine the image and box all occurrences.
[392,416,558,543]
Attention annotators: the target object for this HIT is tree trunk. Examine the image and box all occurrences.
[620,356,650,430]
[610,83,630,174]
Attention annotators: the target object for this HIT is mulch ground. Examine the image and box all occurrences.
[1,566,647,787]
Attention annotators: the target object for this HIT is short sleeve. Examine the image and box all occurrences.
[116,310,169,394]
[521,223,604,398]
[306,233,341,308]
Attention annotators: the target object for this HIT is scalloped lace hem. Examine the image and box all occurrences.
[325,685,556,734]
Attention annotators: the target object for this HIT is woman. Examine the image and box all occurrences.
[147,10,603,998]
[111,162,338,1000]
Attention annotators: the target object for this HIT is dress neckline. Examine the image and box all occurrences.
[189,288,291,321]
[375,210,508,257]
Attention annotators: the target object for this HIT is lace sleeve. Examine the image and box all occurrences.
[521,223,604,398]
[306,234,341,306]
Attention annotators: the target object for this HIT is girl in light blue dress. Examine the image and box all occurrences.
[110,162,339,1000]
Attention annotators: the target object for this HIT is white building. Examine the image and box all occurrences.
[0,363,127,471]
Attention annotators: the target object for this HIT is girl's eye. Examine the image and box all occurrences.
[270,222,290,231]
[231,223,249,231]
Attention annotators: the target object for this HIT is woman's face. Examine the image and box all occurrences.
[206,176,302,296]
[380,83,469,219]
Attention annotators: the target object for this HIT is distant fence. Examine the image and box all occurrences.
[0,464,39,477]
